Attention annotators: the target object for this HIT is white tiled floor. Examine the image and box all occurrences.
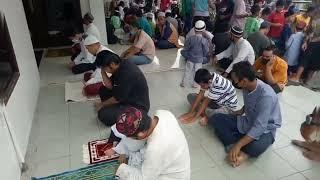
[22,45,320,179]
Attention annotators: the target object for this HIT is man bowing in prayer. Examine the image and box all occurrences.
[115,107,191,180]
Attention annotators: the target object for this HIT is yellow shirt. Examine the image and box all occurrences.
[253,56,288,86]
[295,14,311,27]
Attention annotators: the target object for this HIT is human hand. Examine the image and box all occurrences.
[274,23,283,27]
[94,102,104,111]
[179,112,196,122]
[292,140,320,161]
[266,57,275,69]
[68,61,75,69]
[118,154,128,164]
[104,148,116,157]
[228,144,241,164]
[212,56,218,65]
[222,72,228,78]
[301,42,308,51]
[199,116,209,126]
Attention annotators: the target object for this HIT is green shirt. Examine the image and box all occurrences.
[111,16,121,29]
[244,17,260,38]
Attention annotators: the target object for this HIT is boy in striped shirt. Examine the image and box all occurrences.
[180,69,238,125]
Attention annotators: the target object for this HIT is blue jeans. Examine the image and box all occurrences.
[209,113,274,157]
[156,40,176,49]
[127,55,152,65]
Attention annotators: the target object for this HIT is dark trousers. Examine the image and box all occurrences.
[218,58,232,71]
[98,86,128,126]
[71,63,96,74]
[209,113,274,157]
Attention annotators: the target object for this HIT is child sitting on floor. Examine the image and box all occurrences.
[180,20,210,88]
[104,107,146,167]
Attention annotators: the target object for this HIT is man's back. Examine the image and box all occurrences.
[111,60,150,111]
[181,34,209,63]
[247,31,272,58]
[146,110,190,179]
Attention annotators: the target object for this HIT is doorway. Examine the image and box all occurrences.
[22,0,83,49]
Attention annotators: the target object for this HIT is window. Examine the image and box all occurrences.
[0,11,20,104]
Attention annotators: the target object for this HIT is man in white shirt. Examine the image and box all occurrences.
[83,12,101,42]
[115,107,190,180]
[213,26,255,77]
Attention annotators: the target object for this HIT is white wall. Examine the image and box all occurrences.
[0,0,40,165]
[0,107,21,180]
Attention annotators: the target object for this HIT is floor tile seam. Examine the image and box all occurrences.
[276,172,307,180]
[30,155,71,165]
[273,148,303,172]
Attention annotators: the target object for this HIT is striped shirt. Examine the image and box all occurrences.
[207,73,238,110]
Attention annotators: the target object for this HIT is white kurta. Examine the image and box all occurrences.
[85,23,101,42]
[216,37,255,73]
[116,110,191,180]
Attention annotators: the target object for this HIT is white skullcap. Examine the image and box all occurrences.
[146,12,154,18]
[195,20,206,32]
[158,12,165,17]
[165,9,172,13]
[84,35,99,46]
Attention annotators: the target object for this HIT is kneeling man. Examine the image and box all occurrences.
[115,108,190,179]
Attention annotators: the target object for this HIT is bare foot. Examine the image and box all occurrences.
[229,151,249,167]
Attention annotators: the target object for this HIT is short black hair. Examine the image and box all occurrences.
[133,110,152,136]
[232,61,256,81]
[251,4,261,15]
[263,45,276,52]
[95,50,121,68]
[194,69,213,84]
[118,1,125,7]
[261,7,271,16]
[165,12,172,17]
[135,9,143,17]
[276,0,285,7]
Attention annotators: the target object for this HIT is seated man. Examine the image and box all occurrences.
[210,61,282,167]
[69,35,109,74]
[94,51,150,126]
[180,69,238,125]
[253,46,287,93]
[121,28,155,65]
[115,108,190,180]
[154,12,180,49]
[213,26,255,77]
[247,21,273,59]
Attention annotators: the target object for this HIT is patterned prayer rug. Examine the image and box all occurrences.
[83,139,119,164]
[32,160,119,180]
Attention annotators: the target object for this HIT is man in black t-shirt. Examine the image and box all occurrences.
[94,51,150,126]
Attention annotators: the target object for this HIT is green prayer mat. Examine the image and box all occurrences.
[32,160,119,180]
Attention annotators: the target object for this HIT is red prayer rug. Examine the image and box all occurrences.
[83,139,119,164]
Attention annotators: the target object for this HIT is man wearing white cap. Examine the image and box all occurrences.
[213,26,255,78]
[180,20,210,88]
[82,35,115,96]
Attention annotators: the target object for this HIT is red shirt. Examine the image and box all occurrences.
[268,11,285,38]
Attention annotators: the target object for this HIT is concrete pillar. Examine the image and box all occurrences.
[80,0,108,45]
